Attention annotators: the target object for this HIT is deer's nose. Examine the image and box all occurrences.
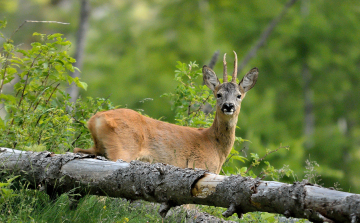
[222,103,235,113]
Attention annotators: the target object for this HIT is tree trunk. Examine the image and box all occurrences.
[67,0,90,102]
[0,148,359,222]
[301,0,314,150]
[302,62,314,149]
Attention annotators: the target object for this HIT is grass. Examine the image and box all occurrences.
[0,186,189,223]
[0,188,306,223]
[0,174,312,223]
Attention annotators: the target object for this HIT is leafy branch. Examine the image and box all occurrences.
[243,144,292,180]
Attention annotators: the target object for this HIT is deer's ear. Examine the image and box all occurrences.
[203,65,220,91]
[239,67,258,93]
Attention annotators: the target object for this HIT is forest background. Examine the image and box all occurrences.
[1,0,360,194]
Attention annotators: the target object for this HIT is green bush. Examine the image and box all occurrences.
[0,20,115,153]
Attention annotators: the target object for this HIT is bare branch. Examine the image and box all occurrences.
[10,20,70,41]
[237,0,299,73]
[208,50,219,69]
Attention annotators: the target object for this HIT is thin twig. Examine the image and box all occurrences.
[18,49,43,106]
[44,83,60,105]
[28,87,49,112]
[0,20,70,52]
[223,153,236,166]
[34,83,60,127]
[187,103,192,116]
[37,130,43,145]
[70,133,83,148]
[10,20,70,41]
[188,93,212,116]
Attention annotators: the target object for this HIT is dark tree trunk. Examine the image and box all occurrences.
[301,0,314,149]
[302,62,314,149]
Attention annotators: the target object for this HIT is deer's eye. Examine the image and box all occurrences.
[237,95,242,100]
[216,93,222,99]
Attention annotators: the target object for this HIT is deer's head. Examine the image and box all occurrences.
[203,51,258,118]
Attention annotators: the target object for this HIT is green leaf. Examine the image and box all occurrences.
[250,153,259,160]
[0,94,17,104]
[65,63,74,72]
[261,212,276,221]
[0,118,4,129]
[54,59,65,65]
[231,155,247,163]
[240,167,247,173]
[33,32,42,36]
[76,81,88,91]
[193,120,208,125]
[3,43,13,52]
[66,75,74,85]
[0,182,10,187]
[0,19,7,29]
[6,175,19,184]
[47,33,63,40]
[73,66,80,72]
[6,67,17,75]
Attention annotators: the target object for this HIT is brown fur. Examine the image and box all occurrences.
[74,53,258,174]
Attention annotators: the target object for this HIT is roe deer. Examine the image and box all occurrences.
[74,51,258,174]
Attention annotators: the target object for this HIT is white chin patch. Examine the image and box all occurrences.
[224,111,234,115]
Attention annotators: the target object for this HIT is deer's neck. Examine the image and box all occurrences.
[209,112,238,158]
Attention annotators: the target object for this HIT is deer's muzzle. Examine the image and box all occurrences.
[221,103,235,115]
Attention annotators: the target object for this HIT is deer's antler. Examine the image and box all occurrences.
[231,51,238,83]
[223,53,227,83]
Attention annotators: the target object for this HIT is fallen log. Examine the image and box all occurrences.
[0,147,359,222]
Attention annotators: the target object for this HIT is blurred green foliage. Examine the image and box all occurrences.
[1,0,360,193]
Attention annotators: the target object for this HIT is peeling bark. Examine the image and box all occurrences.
[1,148,359,222]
